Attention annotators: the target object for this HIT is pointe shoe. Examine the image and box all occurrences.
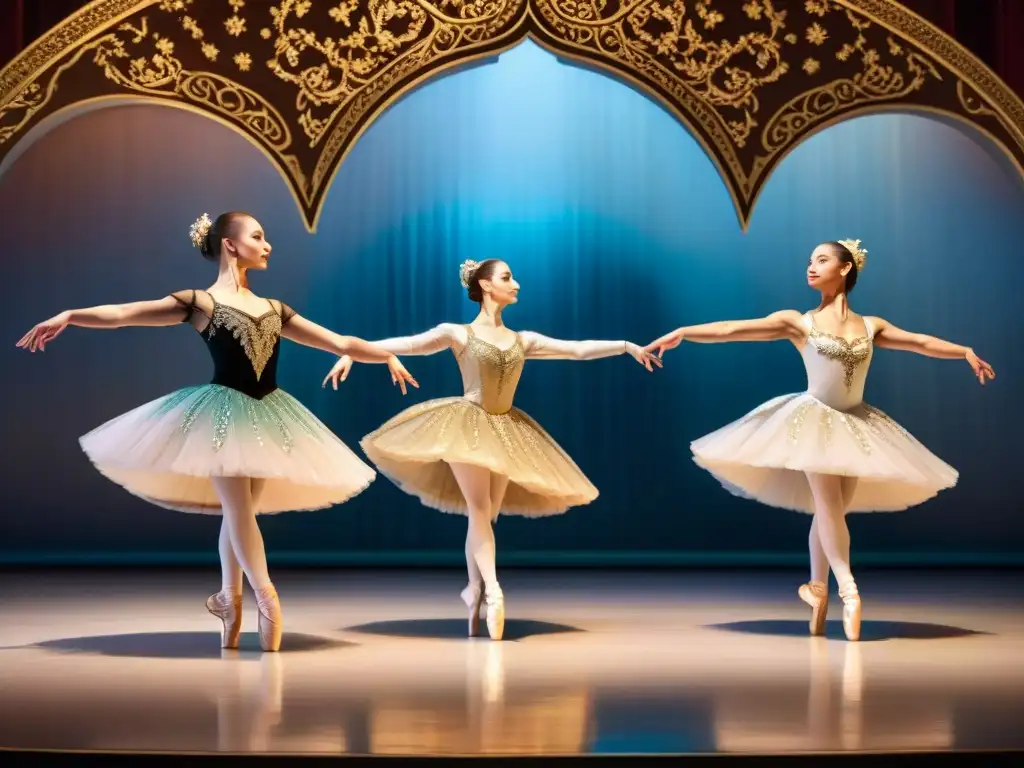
[798,581,829,636]
[484,586,505,641]
[840,586,862,642]
[461,583,485,637]
[206,590,243,649]
[255,583,283,652]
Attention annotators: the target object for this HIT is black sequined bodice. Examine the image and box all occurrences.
[173,290,294,400]
[204,303,283,399]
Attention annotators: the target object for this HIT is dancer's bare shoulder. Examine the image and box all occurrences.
[768,309,808,341]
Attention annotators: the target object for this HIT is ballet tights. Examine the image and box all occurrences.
[465,531,482,587]
[806,472,858,597]
[450,462,508,597]
[213,476,272,592]
[219,520,242,596]
[808,516,829,585]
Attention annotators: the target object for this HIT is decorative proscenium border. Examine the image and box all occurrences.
[1,0,1022,232]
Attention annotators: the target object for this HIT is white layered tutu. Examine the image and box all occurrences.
[79,384,375,514]
[691,393,958,514]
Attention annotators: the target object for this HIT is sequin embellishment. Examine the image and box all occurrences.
[211,304,282,380]
[465,330,525,401]
[841,412,872,455]
[820,409,833,447]
[150,385,318,453]
[788,401,814,442]
[212,398,231,452]
[808,326,871,389]
[786,400,872,455]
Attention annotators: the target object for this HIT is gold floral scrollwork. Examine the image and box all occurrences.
[0,0,1023,232]
[0,0,140,98]
[761,6,943,155]
[178,72,292,150]
[94,14,303,186]
[620,0,791,150]
[0,8,300,188]
[301,0,526,196]
[529,0,796,201]
[847,0,1024,143]
[957,80,996,120]
[0,83,45,144]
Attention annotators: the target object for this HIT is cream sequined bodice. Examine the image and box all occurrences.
[456,325,526,414]
[799,313,874,410]
[366,323,632,410]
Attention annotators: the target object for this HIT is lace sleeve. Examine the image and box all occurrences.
[278,301,297,325]
[170,290,196,323]
[371,323,460,355]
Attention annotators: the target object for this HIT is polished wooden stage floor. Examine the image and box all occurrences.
[0,567,1021,761]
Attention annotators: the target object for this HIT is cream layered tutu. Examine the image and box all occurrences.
[691,393,958,514]
[360,397,598,517]
[79,384,375,514]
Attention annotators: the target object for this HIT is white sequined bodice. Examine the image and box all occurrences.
[799,313,874,410]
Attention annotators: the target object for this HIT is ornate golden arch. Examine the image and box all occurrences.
[2,0,1022,232]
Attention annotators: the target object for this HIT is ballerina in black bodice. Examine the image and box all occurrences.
[17,211,419,651]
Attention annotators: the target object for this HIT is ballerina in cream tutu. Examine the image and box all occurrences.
[645,239,994,641]
[16,211,418,652]
[322,258,660,640]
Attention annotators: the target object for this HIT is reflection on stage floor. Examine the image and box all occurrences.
[0,567,1020,756]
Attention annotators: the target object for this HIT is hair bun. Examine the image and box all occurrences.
[459,259,480,289]
[189,213,213,251]
[838,238,867,271]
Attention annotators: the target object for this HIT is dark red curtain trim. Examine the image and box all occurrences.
[996,0,1024,97]
[0,0,24,75]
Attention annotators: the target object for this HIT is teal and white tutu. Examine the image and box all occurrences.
[79,384,376,515]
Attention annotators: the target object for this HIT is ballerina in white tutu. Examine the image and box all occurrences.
[16,211,418,652]
[645,239,994,641]
[322,258,660,640]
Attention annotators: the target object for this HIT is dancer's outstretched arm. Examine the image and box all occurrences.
[321,324,461,389]
[281,308,419,394]
[868,316,994,385]
[16,295,192,352]
[519,331,661,371]
[644,310,806,357]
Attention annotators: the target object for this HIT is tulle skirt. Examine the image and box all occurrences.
[360,397,598,517]
[691,393,958,514]
[79,384,375,514]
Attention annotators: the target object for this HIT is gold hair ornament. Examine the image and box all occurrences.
[459,259,480,289]
[838,238,867,271]
[189,213,213,250]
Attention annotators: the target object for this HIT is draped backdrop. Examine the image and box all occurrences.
[0,2,1022,565]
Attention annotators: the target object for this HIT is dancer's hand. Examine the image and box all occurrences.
[17,311,70,352]
[643,329,683,359]
[626,343,663,372]
[387,355,419,395]
[966,349,995,385]
[322,355,353,390]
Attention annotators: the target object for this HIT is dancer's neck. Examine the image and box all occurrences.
[816,290,850,321]
[211,259,250,293]
[473,300,505,328]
